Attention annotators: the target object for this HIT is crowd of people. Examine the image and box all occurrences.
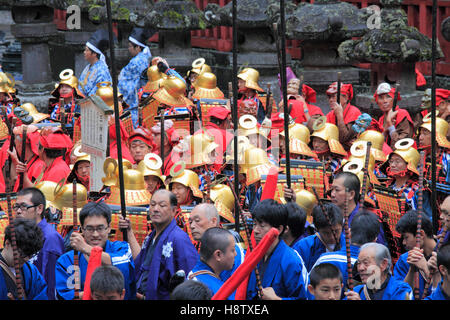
[0,26,449,301]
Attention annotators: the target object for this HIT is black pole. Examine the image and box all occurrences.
[431,0,438,234]
[279,0,291,190]
[232,0,240,233]
[106,0,127,241]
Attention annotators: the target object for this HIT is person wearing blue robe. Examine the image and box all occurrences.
[188,228,237,299]
[134,218,198,300]
[351,274,413,300]
[78,29,112,97]
[55,240,136,300]
[54,201,136,300]
[293,203,345,272]
[0,218,48,300]
[118,28,155,128]
[14,188,64,300]
[30,218,64,300]
[246,199,309,300]
[393,210,437,299]
[423,241,450,300]
[310,209,382,293]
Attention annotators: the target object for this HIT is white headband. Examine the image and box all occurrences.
[129,36,151,56]
[86,41,106,63]
[376,82,392,95]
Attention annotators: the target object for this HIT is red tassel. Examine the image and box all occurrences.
[212,228,279,300]
[82,246,103,300]
[260,166,279,201]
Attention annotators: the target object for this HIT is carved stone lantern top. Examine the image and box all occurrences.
[285,0,368,41]
[338,0,444,63]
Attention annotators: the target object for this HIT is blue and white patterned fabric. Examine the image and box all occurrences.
[50,102,80,127]
[118,50,152,128]
[78,59,112,97]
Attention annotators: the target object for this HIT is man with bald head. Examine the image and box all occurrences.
[188,203,245,281]
[119,189,198,300]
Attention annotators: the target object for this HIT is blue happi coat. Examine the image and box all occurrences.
[246,240,309,300]
[134,218,198,300]
[392,251,429,299]
[118,50,151,127]
[293,232,346,272]
[0,260,48,300]
[78,59,112,97]
[424,281,450,300]
[189,259,236,300]
[28,218,64,300]
[55,240,136,300]
[352,275,413,300]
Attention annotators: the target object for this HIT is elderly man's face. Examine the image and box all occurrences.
[189,206,218,241]
[440,197,450,230]
[377,93,393,113]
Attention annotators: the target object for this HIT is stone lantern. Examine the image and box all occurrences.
[6,0,61,110]
[285,0,368,112]
[338,0,444,118]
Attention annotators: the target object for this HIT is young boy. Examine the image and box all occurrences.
[90,265,126,300]
[307,263,344,300]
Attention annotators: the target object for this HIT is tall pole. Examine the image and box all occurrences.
[232,0,240,233]
[279,0,291,189]
[106,0,127,241]
[431,0,438,234]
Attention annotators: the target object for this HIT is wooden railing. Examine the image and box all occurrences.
[53,0,450,76]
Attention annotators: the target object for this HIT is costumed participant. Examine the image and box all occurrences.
[374,82,414,150]
[151,119,181,176]
[378,138,432,220]
[345,243,413,300]
[279,114,317,161]
[138,64,167,103]
[330,171,385,244]
[185,58,212,98]
[37,127,72,183]
[415,88,450,139]
[191,71,224,101]
[357,129,391,179]
[241,146,279,212]
[167,164,203,230]
[187,203,244,281]
[393,211,436,299]
[238,114,276,166]
[66,144,90,191]
[418,113,450,206]
[311,210,382,293]
[0,69,19,116]
[237,67,266,124]
[188,227,237,299]
[103,158,151,208]
[137,153,166,195]
[177,132,219,192]
[128,126,156,165]
[424,242,450,300]
[325,82,364,151]
[118,27,156,128]
[293,203,345,272]
[121,189,198,300]
[194,105,233,173]
[55,201,136,300]
[282,201,308,247]
[49,69,84,137]
[3,124,45,191]
[246,199,309,300]
[0,218,48,300]
[310,120,347,183]
[79,29,112,97]
[278,68,324,130]
[108,115,134,163]
[15,187,64,300]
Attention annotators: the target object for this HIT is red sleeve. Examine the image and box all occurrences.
[326,111,336,125]
[288,100,307,123]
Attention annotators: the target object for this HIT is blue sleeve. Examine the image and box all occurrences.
[279,253,308,300]
[108,241,136,300]
[392,253,410,281]
[25,263,48,300]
